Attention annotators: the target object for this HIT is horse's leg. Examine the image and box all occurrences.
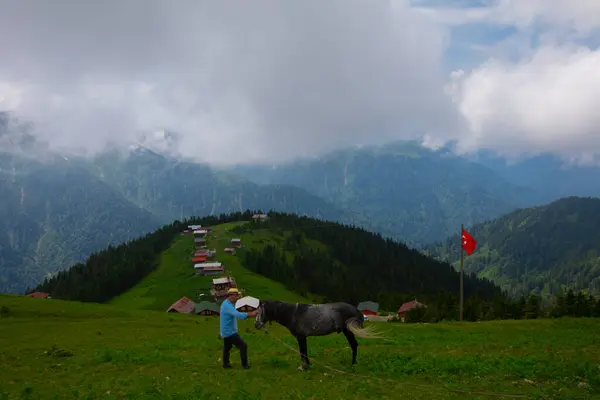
[295,335,309,371]
[343,328,358,365]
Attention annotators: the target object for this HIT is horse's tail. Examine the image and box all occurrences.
[346,317,383,339]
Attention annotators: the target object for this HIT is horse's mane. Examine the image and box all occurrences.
[261,300,309,326]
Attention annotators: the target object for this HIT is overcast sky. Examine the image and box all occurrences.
[1,0,599,165]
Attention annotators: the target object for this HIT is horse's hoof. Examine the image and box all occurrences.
[297,365,305,371]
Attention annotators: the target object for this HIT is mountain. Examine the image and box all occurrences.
[0,148,357,294]
[86,147,356,224]
[0,152,163,294]
[424,197,600,298]
[467,150,600,202]
[229,141,540,246]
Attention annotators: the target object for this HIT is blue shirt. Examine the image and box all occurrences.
[220,299,248,338]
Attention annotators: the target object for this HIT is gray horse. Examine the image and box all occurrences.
[254,300,382,371]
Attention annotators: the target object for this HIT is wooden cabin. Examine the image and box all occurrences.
[195,301,220,316]
[235,296,259,312]
[166,296,196,314]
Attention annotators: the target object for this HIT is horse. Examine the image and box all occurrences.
[254,299,382,371]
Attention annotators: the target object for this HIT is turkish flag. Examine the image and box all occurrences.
[461,228,477,256]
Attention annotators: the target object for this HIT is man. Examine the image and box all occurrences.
[220,287,257,369]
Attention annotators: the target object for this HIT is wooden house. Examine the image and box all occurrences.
[212,276,236,291]
[195,249,216,258]
[397,299,427,322]
[230,238,242,248]
[224,247,236,255]
[27,292,50,299]
[357,301,379,316]
[166,296,196,314]
[252,213,269,222]
[188,225,202,231]
[235,296,259,312]
[193,229,208,238]
[194,238,207,248]
[211,276,237,302]
[195,301,220,316]
[192,255,207,264]
[194,262,224,276]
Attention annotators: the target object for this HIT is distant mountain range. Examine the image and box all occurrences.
[0,148,356,294]
[2,122,600,296]
[424,197,600,297]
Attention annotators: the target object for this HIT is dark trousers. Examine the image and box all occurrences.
[223,333,248,367]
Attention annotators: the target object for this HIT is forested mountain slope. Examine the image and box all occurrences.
[424,197,600,297]
[88,148,355,225]
[0,153,162,294]
[229,141,539,246]
[235,212,503,319]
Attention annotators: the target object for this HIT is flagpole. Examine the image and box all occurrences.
[460,223,464,322]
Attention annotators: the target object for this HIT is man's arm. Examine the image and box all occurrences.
[222,301,249,320]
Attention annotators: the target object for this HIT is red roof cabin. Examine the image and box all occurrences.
[27,292,50,299]
[166,296,196,314]
[192,255,207,263]
[231,238,242,248]
[397,299,427,322]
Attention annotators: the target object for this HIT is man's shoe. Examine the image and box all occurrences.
[223,365,232,369]
[242,365,251,369]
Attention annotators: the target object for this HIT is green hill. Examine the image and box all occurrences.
[1,294,599,399]
[35,212,505,321]
[110,221,315,311]
[424,197,600,298]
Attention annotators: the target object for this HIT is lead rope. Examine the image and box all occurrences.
[262,328,529,399]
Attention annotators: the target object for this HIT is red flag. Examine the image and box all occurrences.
[461,228,477,256]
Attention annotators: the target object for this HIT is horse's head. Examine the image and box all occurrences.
[254,300,276,329]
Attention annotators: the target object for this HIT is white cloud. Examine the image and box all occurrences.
[416,0,600,164]
[0,0,458,165]
[448,44,600,162]
[1,0,600,166]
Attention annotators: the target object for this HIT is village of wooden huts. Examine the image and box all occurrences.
[166,222,261,317]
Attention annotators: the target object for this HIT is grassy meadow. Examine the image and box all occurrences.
[1,294,599,400]
[3,221,599,399]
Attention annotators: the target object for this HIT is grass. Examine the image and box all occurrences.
[1,294,599,400]
[110,222,310,311]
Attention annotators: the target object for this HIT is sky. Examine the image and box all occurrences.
[0,0,599,165]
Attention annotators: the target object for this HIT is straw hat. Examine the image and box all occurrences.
[227,287,241,295]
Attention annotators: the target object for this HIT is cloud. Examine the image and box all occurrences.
[447,45,600,162]
[2,0,600,166]
[419,0,600,164]
[0,0,462,165]
[416,0,600,34]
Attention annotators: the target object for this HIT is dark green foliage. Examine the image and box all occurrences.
[241,212,503,318]
[32,211,256,302]
[425,196,600,297]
